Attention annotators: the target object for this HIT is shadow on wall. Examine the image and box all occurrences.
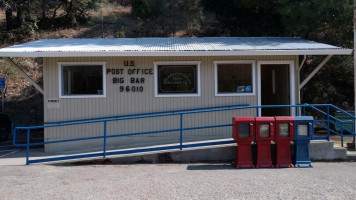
[4,85,43,125]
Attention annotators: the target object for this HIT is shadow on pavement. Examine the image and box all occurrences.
[186,164,235,170]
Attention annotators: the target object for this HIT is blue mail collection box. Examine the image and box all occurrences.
[294,116,314,168]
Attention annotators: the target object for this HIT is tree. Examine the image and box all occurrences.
[178,0,204,36]
[131,0,151,21]
[131,0,203,36]
[278,0,354,108]
[203,0,283,36]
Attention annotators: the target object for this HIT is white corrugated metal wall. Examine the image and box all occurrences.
[43,55,298,152]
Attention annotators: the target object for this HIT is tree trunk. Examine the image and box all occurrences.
[42,0,47,20]
[354,0,356,149]
[5,7,14,31]
[65,0,77,26]
[16,5,25,27]
[52,3,62,19]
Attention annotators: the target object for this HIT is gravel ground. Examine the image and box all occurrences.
[1,162,356,199]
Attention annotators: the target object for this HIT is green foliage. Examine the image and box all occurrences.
[0,0,353,109]
[277,0,353,44]
[178,0,204,36]
[301,56,354,109]
[131,0,151,21]
[113,17,126,38]
[0,0,99,31]
[203,0,283,36]
[132,0,203,36]
[18,18,39,36]
[62,0,99,27]
[280,0,354,108]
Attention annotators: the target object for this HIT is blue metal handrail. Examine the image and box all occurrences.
[12,103,356,165]
[44,104,250,125]
[301,104,355,146]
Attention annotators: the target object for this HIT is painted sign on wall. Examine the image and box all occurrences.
[107,61,153,92]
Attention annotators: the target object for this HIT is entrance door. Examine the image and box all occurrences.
[260,64,291,116]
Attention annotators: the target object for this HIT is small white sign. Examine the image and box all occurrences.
[48,98,60,109]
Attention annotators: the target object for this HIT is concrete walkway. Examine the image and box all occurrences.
[0,139,238,166]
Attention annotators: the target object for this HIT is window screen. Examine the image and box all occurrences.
[279,123,289,137]
[217,64,253,93]
[157,65,197,94]
[259,124,270,138]
[62,65,103,96]
[238,123,250,138]
[298,124,309,136]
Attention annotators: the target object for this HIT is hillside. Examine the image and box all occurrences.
[0,2,219,123]
[0,0,354,124]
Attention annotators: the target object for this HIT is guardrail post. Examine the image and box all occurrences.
[13,127,19,151]
[256,107,259,117]
[103,121,107,158]
[12,125,15,145]
[327,106,330,141]
[180,114,183,150]
[295,106,299,116]
[26,129,30,165]
[352,122,355,145]
[341,122,344,148]
[302,106,306,116]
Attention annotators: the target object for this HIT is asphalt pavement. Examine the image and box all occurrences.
[0,140,19,158]
[0,162,356,199]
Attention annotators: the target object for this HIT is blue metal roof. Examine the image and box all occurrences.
[0,37,351,57]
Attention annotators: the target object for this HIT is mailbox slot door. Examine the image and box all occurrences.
[275,117,295,141]
[255,117,275,141]
[232,117,255,142]
[295,121,314,140]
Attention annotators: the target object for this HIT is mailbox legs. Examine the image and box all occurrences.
[256,141,274,168]
[294,141,313,168]
[234,141,254,168]
[275,141,294,168]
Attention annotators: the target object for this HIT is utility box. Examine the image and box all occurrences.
[294,116,314,168]
[232,117,255,168]
[255,117,275,168]
[274,116,294,168]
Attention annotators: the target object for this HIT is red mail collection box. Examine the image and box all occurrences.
[232,116,295,169]
[232,117,255,168]
[255,117,275,168]
[232,117,255,142]
[274,116,294,168]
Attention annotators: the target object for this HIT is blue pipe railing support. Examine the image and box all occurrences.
[327,106,330,141]
[13,103,356,165]
[180,114,183,150]
[103,121,107,158]
[26,129,30,165]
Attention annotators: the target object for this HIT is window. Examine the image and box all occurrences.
[214,61,255,96]
[154,62,200,97]
[58,62,106,98]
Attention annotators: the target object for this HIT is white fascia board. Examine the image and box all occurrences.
[0,49,352,57]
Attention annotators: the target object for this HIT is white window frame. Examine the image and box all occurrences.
[214,60,256,96]
[257,60,296,116]
[154,61,201,97]
[58,62,107,98]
